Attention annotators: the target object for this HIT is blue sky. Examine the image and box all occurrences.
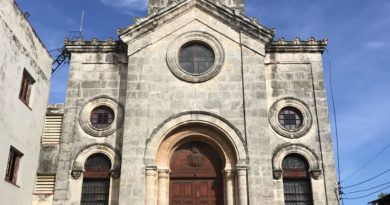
[17,0,390,204]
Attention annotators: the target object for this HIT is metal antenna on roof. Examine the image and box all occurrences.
[79,9,85,38]
[69,10,85,40]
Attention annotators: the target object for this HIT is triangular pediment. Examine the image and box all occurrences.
[118,0,274,44]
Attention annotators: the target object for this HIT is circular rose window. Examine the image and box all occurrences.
[90,106,115,129]
[167,31,224,83]
[79,96,124,137]
[178,42,215,75]
[278,107,303,131]
[268,97,312,139]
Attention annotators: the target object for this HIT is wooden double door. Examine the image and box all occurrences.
[169,142,224,205]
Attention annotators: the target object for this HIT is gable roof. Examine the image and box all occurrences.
[118,0,274,44]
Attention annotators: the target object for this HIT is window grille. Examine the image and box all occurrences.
[278,107,303,130]
[90,106,114,129]
[283,154,313,205]
[81,154,111,205]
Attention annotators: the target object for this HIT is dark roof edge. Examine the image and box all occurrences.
[266,37,328,54]
[118,0,274,44]
[64,38,127,53]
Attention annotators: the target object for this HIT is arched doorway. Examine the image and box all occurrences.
[169,141,224,205]
[144,113,250,205]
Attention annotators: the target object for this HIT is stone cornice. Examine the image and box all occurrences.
[266,37,328,53]
[118,0,275,44]
[64,38,127,53]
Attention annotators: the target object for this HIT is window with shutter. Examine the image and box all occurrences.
[19,69,35,107]
[4,146,23,185]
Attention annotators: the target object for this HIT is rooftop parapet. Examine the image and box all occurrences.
[47,104,64,115]
[266,37,328,53]
[64,37,127,53]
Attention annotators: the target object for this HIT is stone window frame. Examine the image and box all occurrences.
[71,144,121,180]
[269,97,312,139]
[166,31,225,83]
[79,96,123,137]
[69,144,121,204]
[272,144,322,180]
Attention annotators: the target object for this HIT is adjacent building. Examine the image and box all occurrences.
[33,0,339,204]
[369,194,390,205]
[0,0,52,204]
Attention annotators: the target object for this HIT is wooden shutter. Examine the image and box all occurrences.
[12,156,21,184]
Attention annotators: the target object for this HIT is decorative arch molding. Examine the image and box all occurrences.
[272,143,322,180]
[145,111,248,167]
[144,111,250,205]
[71,144,121,179]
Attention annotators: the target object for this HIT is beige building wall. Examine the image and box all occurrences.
[0,0,52,204]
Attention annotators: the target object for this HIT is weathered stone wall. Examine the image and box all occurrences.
[53,51,127,205]
[119,8,250,203]
[51,2,338,205]
[264,52,339,205]
[0,0,52,204]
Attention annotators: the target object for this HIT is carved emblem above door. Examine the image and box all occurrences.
[187,146,205,167]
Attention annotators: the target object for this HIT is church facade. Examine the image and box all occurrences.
[45,0,339,204]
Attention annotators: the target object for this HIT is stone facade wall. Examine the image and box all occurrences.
[53,50,127,205]
[51,1,338,205]
[264,51,338,205]
[120,10,248,203]
[0,0,52,204]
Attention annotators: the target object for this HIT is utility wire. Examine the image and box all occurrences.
[342,168,390,189]
[342,142,390,183]
[325,48,341,182]
[325,48,343,204]
[48,47,63,53]
[344,181,390,194]
[342,184,390,200]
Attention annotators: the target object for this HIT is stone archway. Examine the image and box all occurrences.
[144,112,249,205]
[272,143,322,180]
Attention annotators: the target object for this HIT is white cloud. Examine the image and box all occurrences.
[364,41,390,48]
[100,0,148,13]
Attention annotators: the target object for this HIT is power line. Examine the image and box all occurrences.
[342,142,390,183]
[325,48,341,181]
[344,181,390,194]
[342,168,390,189]
[325,48,343,204]
[342,184,390,200]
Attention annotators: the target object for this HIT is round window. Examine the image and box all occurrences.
[167,31,224,83]
[90,106,115,129]
[269,98,312,138]
[278,107,303,131]
[178,42,215,75]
